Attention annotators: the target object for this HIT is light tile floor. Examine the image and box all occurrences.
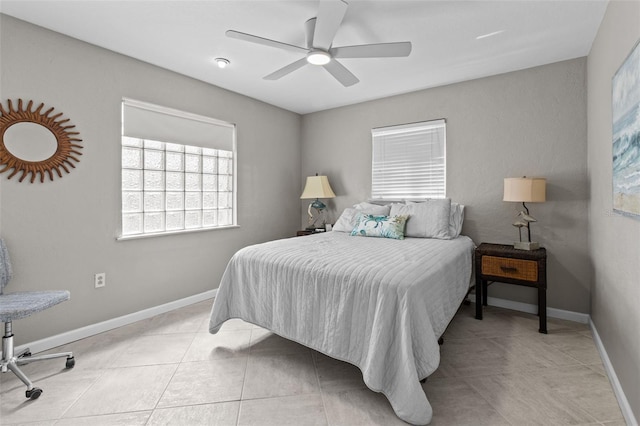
[0,301,625,425]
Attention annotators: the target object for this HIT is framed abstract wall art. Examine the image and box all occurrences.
[612,38,640,217]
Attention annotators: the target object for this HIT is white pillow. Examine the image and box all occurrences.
[353,202,390,216]
[390,198,451,239]
[333,208,361,232]
[333,204,392,232]
[449,203,465,238]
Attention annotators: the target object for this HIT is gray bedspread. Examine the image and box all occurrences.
[209,231,474,425]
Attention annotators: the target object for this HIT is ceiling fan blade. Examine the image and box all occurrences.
[323,59,359,87]
[305,18,316,49]
[331,42,412,58]
[264,57,308,80]
[313,0,348,51]
[226,30,307,53]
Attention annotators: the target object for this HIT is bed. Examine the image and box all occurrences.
[209,204,474,425]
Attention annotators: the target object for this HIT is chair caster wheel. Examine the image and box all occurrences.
[65,357,75,369]
[26,388,42,400]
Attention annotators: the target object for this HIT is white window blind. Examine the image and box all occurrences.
[122,98,234,151]
[371,119,446,200]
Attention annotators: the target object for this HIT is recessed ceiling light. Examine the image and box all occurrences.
[476,30,505,40]
[306,50,331,66]
[214,58,230,69]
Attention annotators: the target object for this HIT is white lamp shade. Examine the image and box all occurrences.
[300,175,336,199]
[503,177,546,202]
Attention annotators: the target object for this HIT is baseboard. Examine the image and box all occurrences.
[484,296,590,324]
[590,320,638,426]
[10,289,216,356]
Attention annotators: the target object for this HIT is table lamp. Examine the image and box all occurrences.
[300,174,336,230]
[503,177,546,250]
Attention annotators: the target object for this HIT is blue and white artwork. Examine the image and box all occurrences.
[613,39,640,217]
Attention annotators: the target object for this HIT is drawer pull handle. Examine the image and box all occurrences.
[500,266,518,273]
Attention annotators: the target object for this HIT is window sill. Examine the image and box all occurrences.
[117,225,240,241]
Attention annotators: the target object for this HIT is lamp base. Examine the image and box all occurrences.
[513,241,540,250]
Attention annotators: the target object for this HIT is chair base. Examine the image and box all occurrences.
[1,321,74,399]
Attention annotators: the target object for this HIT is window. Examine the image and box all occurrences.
[120,99,236,238]
[371,119,446,200]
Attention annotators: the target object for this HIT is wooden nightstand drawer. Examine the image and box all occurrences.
[481,255,538,282]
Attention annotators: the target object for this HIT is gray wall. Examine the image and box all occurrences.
[301,58,589,313]
[587,0,640,419]
[0,15,301,345]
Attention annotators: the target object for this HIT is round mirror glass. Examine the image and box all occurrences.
[4,122,58,162]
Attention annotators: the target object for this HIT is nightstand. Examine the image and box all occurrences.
[296,229,326,237]
[475,243,548,333]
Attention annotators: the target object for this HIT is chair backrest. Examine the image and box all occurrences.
[0,238,13,294]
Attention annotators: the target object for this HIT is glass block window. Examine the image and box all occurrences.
[371,119,446,200]
[121,99,236,238]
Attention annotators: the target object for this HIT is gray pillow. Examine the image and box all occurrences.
[390,198,451,239]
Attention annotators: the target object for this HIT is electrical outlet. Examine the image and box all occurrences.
[94,272,106,288]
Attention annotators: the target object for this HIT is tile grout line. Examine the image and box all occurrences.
[56,367,108,423]
[141,313,209,420]
[145,311,211,423]
[235,328,256,426]
[55,408,153,425]
[311,352,332,426]
[143,361,188,424]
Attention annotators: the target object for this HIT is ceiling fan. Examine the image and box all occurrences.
[226,0,412,87]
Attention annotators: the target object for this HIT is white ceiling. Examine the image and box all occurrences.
[1,0,608,115]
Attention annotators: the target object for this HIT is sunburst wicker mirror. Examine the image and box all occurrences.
[0,99,83,183]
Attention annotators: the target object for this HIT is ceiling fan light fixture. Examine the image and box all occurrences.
[306,50,331,65]
[214,58,230,69]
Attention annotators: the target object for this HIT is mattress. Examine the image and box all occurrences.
[209,231,474,425]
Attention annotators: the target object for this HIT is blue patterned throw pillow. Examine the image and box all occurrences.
[350,214,409,240]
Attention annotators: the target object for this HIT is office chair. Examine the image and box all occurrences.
[0,238,75,400]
